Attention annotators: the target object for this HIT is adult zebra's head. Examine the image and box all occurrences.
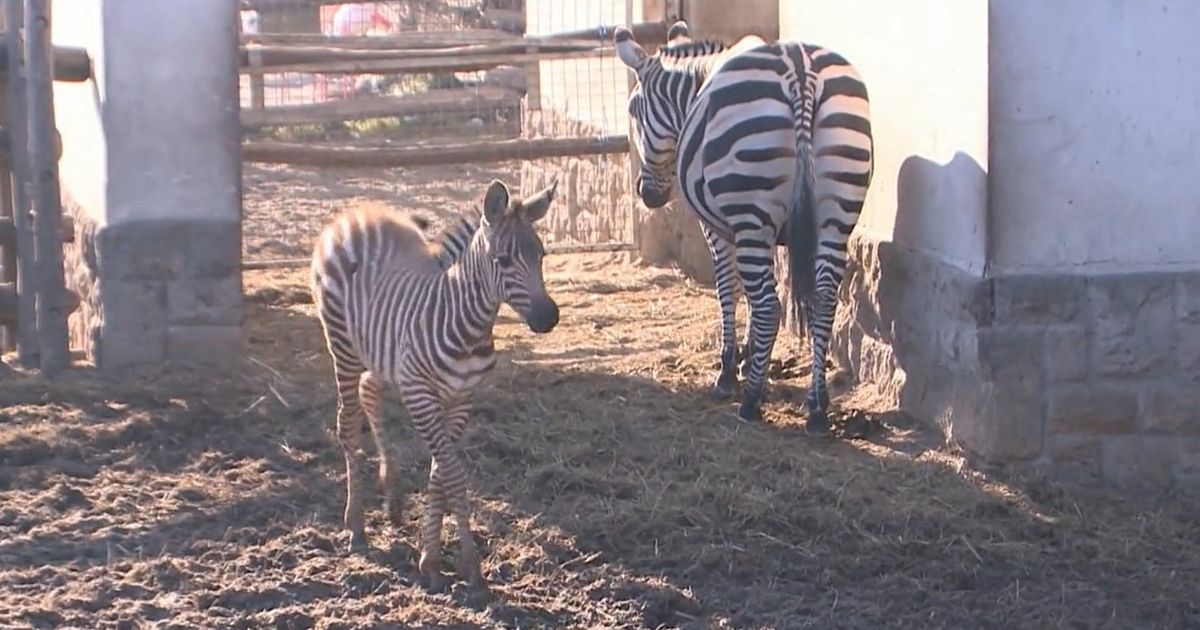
[477,178,560,334]
[615,21,713,209]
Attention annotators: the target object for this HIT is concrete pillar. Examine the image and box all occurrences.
[53,0,243,372]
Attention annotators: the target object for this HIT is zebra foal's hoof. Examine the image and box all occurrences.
[347,531,371,553]
[710,379,738,401]
[735,403,763,424]
[419,553,450,593]
[804,411,831,437]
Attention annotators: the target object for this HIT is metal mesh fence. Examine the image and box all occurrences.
[237,0,662,269]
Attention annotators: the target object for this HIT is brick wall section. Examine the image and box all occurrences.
[62,196,243,372]
[979,271,1200,490]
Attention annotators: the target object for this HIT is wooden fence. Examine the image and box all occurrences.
[237,14,665,168]
[0,0,89,376]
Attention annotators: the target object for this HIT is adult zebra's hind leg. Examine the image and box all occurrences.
[704,225,744,400]
[803,278,840,436]
[734,234,782,424]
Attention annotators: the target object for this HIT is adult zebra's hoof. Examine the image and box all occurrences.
[805,411,831,437]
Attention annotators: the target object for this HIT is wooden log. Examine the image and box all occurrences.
[242,135,629,168]
[0,31,89,82]
[240,86,522,128]
[238,40,600,70]
[26,0,71,375]
[241,46,612,77]
[242,240,637,271]
[0,215,73,245]
[3,0,36,365]
[241,30,520,50]
[0,282,79,326]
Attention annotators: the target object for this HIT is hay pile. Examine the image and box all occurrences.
[1,256,1198,629]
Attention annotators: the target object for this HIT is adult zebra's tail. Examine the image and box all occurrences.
[783,43,818,342]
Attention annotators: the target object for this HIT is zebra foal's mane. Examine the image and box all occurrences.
[655,39,731,72]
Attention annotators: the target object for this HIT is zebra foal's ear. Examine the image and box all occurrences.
[666,20,690,44]
[614,26,648,72]
[482,179,510,225]
[519,177,558,223]
[520,176,556,223]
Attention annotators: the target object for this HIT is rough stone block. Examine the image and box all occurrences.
[167,275,243,327]
[1043,325,1087,383]
[1175,438,1200,478]
[972,382,1045,461]
[1176,272,1200,324]
[95,280,167,371]
[1100,435,1178,491]
[1087,273,1175,379]
[1046,384,1137,435]
[1177,323,1200,381]
[183,220,242,279]
[989,274,1086,325]
[1047,435,1102,482]
[167,325,243,368]
[978,325,1045,383]
[1140,385,1200,435]
[97,222,186,281]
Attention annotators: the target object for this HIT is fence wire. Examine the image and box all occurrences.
[238,0,643,269]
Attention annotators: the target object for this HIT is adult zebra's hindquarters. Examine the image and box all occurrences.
[309,178,561,592]
[615,22,874,434]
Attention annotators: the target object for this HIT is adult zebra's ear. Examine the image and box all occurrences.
[482,179,510,226]
[519,177,558,223]
[614,26,648,72]
[666,20,690,45]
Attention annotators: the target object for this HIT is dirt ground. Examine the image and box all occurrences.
[3,162,1200,629]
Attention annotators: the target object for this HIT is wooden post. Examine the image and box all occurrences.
[4,0,35,365]
[0,83,13,352]
[24,0,68,376]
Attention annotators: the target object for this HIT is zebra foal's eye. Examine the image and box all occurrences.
[494,254,514,268]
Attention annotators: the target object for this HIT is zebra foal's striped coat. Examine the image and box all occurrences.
[616,22,873,434]
[310,178,560,591]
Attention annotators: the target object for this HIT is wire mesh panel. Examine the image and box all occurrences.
[237,0,663,269]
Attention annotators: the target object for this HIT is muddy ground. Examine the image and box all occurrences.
[1,161,1199,629]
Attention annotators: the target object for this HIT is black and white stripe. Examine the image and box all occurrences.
[616,22,873,434]
[310,178,560,591]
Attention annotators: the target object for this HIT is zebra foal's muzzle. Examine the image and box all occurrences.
[524,296,560,334]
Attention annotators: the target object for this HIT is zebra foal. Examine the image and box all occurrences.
[615,22,873,434]
[310,177,561,591]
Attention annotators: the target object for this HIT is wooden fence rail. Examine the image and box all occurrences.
[0,0,87,375]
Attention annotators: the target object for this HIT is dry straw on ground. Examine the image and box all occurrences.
[3,161,1199,629]
[2,252,1199,630]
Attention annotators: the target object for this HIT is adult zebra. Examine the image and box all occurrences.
[615,22,873,434]
[310,178,561,591]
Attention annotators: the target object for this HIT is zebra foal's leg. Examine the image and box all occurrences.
[704,224,744,400]
[400,387,482,591]
[359,372,404,523]
[733,232,782,424]
[803,261,844,436]
[331,359,370,551]
[442,398,483,587]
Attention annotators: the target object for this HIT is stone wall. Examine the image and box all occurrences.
[62,195,243,372]
[838,231,1200,492]
[979,270,1200,491]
